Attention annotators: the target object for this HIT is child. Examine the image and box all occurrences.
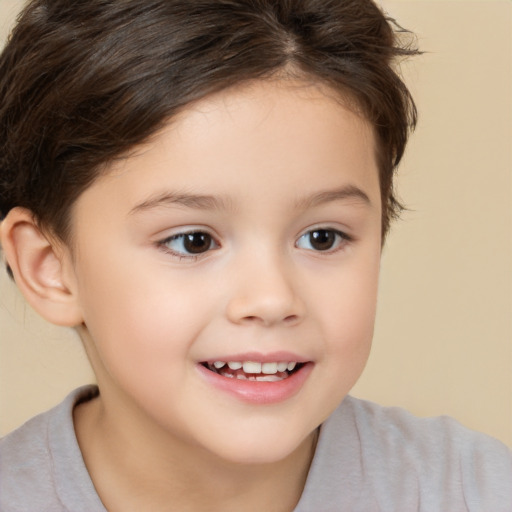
[0,0,510,510]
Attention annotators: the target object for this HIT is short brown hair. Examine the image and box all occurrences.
[0,0,418,243]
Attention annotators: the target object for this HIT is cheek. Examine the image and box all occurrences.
[76,254,219,375]
[77,264,170,371]
[297,254,380,427]
[314,252,380,361]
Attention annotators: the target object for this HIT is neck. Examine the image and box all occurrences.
[74,392,318,512]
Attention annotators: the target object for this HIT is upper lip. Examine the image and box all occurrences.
[200,351,311,364]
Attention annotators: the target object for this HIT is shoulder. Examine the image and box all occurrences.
[1,399,56,510]
[343,396,512,496]
[0,385,104,512]
[297,396,512,512]
[342,395,511,455]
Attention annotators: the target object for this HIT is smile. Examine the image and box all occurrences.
[198,357,312,404]
[203,361,302,382]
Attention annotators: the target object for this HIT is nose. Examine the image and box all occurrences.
[225,252,305,327]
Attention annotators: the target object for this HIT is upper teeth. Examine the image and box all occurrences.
[211,361,297,374]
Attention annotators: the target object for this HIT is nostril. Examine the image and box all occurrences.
[227,295,305,326]
[238,314,301,326]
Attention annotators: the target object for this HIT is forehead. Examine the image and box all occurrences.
[73,79,379,223]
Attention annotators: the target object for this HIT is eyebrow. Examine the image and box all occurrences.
[129,191,232,215]
[295,185,371,210]
[129,184,371,216]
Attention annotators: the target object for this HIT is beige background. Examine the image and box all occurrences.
[1,0,511,446]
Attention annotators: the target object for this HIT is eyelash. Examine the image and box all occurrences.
[156,227,352,260]
[296,228,351,253]
[157,230,219,260]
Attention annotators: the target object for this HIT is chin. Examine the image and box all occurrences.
[205,427,316,467]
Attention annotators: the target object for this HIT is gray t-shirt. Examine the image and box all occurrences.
[1,385,511,511]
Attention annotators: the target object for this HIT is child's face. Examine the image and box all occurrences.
[69,80,382,464]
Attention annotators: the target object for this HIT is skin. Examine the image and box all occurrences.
[5,79,383,511]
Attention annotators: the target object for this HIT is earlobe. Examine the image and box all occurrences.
[0,207,83,327]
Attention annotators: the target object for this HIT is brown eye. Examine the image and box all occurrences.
[297,229,345,252]
[183,232,213,254]
[163,231,217,256]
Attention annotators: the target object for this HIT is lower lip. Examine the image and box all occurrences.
[197,363,313,405]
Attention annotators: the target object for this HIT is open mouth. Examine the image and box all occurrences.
[201,360,305,382]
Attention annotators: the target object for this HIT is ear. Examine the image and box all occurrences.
[0,207,83,326]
